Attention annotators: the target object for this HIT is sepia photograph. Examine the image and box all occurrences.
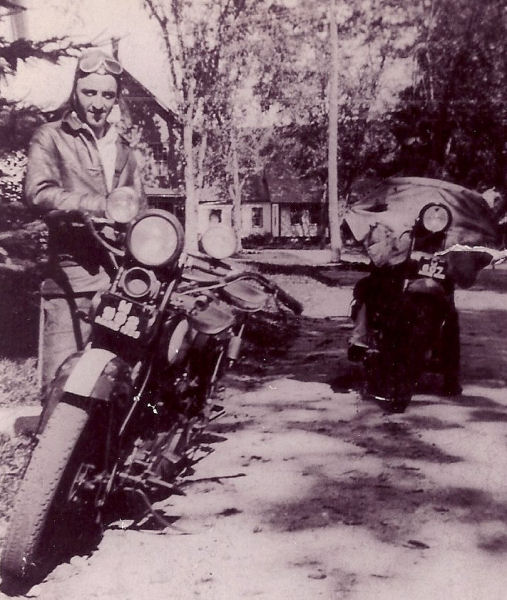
[0,0,505,598]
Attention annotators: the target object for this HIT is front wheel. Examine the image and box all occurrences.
[364,295,442,413]
[364,348,414,413]
[1,400,103,588]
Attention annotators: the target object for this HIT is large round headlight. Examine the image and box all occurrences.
[106,187,140,223]
[127,210,184,267]
[419,203,452,233]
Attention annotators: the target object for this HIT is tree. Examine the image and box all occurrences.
[388,0,505,194]
[0,1,87,258]
[143,0,251,252]
[248,0,418,252]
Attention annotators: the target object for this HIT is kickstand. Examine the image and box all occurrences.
[130,488,175,530]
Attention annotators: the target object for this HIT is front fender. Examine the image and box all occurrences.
[63,348,131,401]
[406,277,447,298]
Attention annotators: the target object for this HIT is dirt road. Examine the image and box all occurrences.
[2,270,507,599]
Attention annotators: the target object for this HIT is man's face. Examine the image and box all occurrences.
[74,73,118,137]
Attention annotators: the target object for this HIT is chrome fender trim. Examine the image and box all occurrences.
[406,277,447,297]
[63,348,129,400]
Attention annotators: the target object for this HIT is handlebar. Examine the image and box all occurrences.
[182,256,303,315]
[44,209,125,257]
[238,273,303,315]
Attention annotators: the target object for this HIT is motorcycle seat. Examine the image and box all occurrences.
[221,280,268,312]
[189,302,235,335]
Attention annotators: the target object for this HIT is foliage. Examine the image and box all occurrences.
[0,2,84,263]
[244,1,418,194]
[385,0,505,193]
[143,0,253,250]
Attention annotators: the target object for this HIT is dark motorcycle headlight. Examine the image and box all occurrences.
[419,203,452,233]
[127,210,184,267]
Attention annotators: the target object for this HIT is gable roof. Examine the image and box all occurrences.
[120,69,179,125]
[243,160,324,205]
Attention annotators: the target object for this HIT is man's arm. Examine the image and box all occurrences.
[24,127,105,215]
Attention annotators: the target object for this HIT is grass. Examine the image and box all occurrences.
[0,357,38,541]
[0,357,38,407]
[0,433,33,526]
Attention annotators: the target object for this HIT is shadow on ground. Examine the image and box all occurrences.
[0,270,39,358]
[232,302,507,397]
[265,468,507,551]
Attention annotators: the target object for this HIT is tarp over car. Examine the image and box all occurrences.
[343,177,500,287]
[344,176,498,247]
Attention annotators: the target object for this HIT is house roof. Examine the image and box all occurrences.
[120,70,179,127]
[121,70,176,120]
[243,162,324,205]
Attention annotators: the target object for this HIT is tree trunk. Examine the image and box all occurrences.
[327,0,342,262]
[230,133,243,252]
[183,117,199,253]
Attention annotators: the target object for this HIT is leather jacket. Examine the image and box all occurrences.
[25,112,145,275]
[25,112,144,216]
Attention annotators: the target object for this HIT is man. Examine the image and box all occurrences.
[25,48,145,390]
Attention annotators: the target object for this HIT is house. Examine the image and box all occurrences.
[197,162,324,240]
[119,67,326,241]
[261,161,324,238]
[118,69,183,194]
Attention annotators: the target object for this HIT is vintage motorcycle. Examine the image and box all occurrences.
[0,192,302,588]
[351,202,460,412]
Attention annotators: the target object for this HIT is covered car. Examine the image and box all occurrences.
[343,177,500,287]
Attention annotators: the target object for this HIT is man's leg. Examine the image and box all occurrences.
[40,294,92,392]
[441,305,461,395]
[348,302,369,361]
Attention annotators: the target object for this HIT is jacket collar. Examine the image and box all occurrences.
[62,111,130,146]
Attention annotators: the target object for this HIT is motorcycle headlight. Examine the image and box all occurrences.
[127,210,184,267]
[419,203,452,233]
[200,225,237,259]
[106,187,140,223]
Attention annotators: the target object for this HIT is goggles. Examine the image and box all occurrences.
[78,50,123,76]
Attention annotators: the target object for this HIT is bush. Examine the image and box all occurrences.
[242,232,274,248]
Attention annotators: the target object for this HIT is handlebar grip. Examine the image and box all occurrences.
[274,286,303,315]
[44,209,86,224]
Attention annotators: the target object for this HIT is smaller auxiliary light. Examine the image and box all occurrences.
[200,225,237,259]
[106,187,140,224]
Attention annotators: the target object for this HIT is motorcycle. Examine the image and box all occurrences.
[351,202,460,413]
[0,193,302,588]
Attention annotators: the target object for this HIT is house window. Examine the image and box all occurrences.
[252,207,263,228]
[151,143,171,180]
[309,205,321,224]
[290,207,302,226]
[209,209,222,224]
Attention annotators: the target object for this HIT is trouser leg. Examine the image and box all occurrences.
[40,295,92,391]
[349,303,369,347]
[441,305,461,393]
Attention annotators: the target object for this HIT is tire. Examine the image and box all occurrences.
[366,295,442,413]
[1,400,100,587]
